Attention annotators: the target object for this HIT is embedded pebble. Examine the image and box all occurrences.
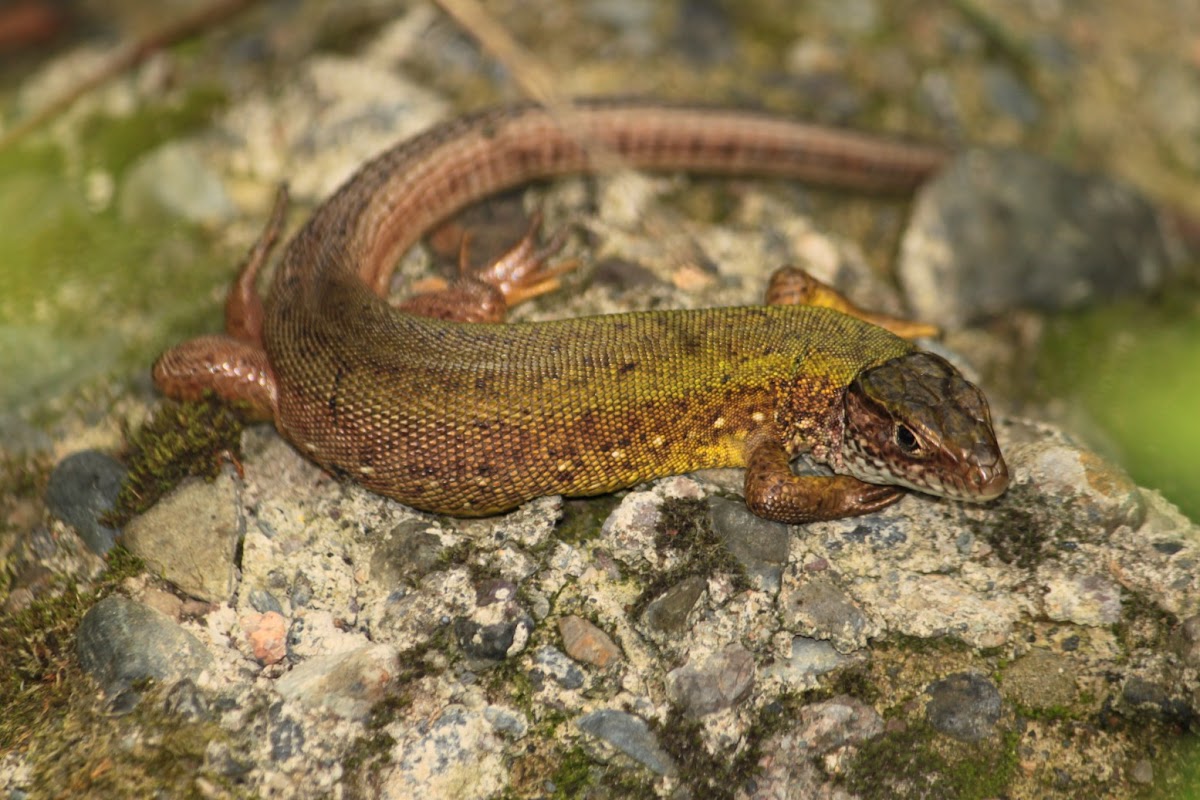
[666,644,755,717]
[779,574,870,652]
[576,710,676,775]
[1042,572,1122,626]
[44,450,125,555]
[242,610,288,665]
[532,645,586,690]
[925,672,1002,742]
[369,520,447,586]
[122,471,241,602]
[274,644,397,721]
[76,595,214,702]
[708,497,791,591]
[642,576,707,635]
[558,614,622,667]
[765,636,852,681]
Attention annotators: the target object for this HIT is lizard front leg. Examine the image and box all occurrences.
[743,434,903,524]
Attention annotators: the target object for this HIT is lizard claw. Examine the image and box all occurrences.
[472,212,579,307]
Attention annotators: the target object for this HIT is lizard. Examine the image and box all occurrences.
[153,100,1008,523]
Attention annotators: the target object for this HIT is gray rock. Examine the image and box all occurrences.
[484,705,528,738]
[576,710,676,775]
[642,576,707,635]
[45,450,126,555]
[667,644,756,717]
[120,140,236,225]
[926,672,1002,742]
[532,646,586,690]
[709,497,790,591]
[122,472,241,602]
[76,595,214,703]
[274,644,398,721]
[370,520,446,586]
[983,64,1041,124]
[780,575,870,652]
[766,636,852,681]
[899,149,1174,328]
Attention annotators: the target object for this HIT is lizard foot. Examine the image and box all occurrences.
[765,266,939,340]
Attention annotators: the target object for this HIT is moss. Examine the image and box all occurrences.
[1115,591,1179,656]
[630,497,750,618]
[0,545,145,753]
[968,484,1085,570]
[556,495,621,545]
[104,395,245,526]
[78,85,228,177]
[843,721,1020,799]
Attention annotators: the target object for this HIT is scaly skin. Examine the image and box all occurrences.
[154,101,1008,521]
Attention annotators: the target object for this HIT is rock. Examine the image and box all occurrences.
[275,644,397,721]
[242,610,288,665]
[369,520,447,586]
[531,646,586,690]
[120,140,236,225]
[1042,572,1122,626]
[925,672,1002,742]
[708,497,791,591]
[45,450,125,555]
[1002,650,1078,711]
[385,705,505,799]
[456,579,533,662]
[76,595,214,703]
[667,644,756,717]
[899,149,1174,328]
[779,575,870,652]
[576,710,676,775]
[122,471,242,603]
[558,615,622,668]
[765,636,852,681]
[642,576,707,635]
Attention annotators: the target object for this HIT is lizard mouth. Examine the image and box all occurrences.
[840,352,1009,503]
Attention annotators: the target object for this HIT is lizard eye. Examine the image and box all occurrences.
[894,423,920,454]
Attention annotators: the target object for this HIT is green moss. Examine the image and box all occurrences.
[556,495,621,545]
[1114,591,1179,656]
[967,484,1085,570]
[78,85,228,176]
[104,395,245,526]
[843,721,1019,799]
[0,545,144,752]
[630,497,750,618]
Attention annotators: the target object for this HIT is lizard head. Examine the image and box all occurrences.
[840,352,1008,502]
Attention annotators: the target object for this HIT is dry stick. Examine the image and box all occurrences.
[0,0,262,152]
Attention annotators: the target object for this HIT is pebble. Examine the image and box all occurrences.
[274,644,397,721]
[765,636,852,681]
[576,710,676,775]
[558,615,622,668]
[1042,572,1122,626]
[641,575,707,635]
[76,594,214,704]
[44,450,125,555]
[708,497,791,592]
[667,644,756,717]
[531,645,586,690]
[369,520,447,586]
[242,610,288,665]
[119,140,236,225]
[779,574,870,652]
[899,149,1174,328]
[925,672,1002,742]
[122,471,241,603]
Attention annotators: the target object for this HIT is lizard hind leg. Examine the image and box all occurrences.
[764,266,938,341]
[398,212,579,323]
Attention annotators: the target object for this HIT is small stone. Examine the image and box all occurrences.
[484,705,528,738]
[455,616,532,662]
[1043,573,1122,626]
[1130,758,1155,785]
[667,644,755,717]
[576,710,676,775]
[795,696,885,752]
[642,576,706,635]
[780,575,870,652]
[45,450,125,555]
[120,140,236,225]
[926,672,1002,742]
[532,646,586,690]
[370,520,446,586]
[275,644,397,720]
[765,636,851,681]
[558,615,622,668]
[708,497,790,590]
[76,595,214,702]
[1173,614,1200,668]
[122,472,241,603]
[242,610,288,665]
[248,588,283,615]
